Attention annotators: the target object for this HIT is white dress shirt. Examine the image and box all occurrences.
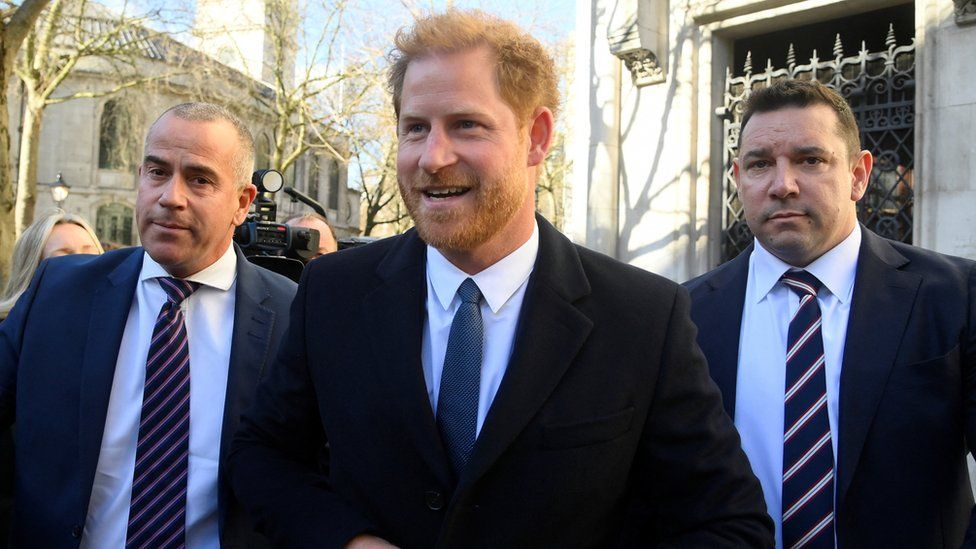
[82,244,238,549]
[735,226,861,549]
[422,222,539,436]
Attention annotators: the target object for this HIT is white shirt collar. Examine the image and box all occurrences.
[139,242,238,291]
[751,224,861,304]
[426,221,539,314]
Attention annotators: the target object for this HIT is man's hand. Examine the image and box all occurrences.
[344,534,400,549]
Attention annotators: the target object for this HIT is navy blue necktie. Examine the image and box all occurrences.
[437,278,484,474]
[127,277,200,549]
[781,270,834,549]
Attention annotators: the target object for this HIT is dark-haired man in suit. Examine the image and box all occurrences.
[229,9,772,549]
[686,79,976,548]
[0,102,296,547]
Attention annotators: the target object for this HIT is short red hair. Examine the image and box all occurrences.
[387,9,560,125]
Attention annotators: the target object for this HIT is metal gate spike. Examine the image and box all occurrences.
[721,27,916,260]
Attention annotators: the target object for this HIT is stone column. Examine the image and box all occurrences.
[914,0,976,259]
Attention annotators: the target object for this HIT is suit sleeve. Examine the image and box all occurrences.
[962,262,976,547]
[633,286,774,547]
[228,267,377,549]
[0,260,52,427]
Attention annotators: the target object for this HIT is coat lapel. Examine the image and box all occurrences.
[78,248,143,510]
[218,248,277,523]
[459,217,593,489]
[364,231,454,488]
[836,229,919,507]
[689,249,750,419]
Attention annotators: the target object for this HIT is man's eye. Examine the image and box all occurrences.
[803,157,825,165]
[749,160,770,169]
[458,120,477,129]
[405,124,426,134]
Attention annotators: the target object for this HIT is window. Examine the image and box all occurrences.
[308,155,320,201]
[98,98,140,170]
[285,163,297,189]
[96,202,134,245]
[328,158,340,211]
[256,134,272,170]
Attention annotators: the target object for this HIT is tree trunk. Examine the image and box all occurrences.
[14,101,42,234]
[0,65,15,289]
[0,0,53,287]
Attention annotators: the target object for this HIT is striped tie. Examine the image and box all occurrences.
[126,277,200,549]
[781,270,834,549]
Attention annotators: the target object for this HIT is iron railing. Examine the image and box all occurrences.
[718,25,916,261]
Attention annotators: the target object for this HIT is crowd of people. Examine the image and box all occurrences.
[0,8,973,549]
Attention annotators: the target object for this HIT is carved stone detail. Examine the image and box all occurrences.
[620,49,665,86]
[957,0,976,25]
[607,0,668,87]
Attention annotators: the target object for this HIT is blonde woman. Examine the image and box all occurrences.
[0,209,103,320]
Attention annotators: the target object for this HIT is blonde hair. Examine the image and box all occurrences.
[0,210,104,319]
[388,9,560,124]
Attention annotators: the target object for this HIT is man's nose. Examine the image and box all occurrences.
[769,162,799,198]
[417,127,458,174]
[158,177,188,208]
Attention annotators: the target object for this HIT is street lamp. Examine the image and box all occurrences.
[48,172,70,208]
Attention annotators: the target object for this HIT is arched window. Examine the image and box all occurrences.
[96,202,134,246]
[328,158,340,211]
[98,98,140,170]
[256,134,272,170]
[307,155,320,201]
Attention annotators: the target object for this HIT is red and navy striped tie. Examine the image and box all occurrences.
[126,277,200,549]
[781,270,834,549]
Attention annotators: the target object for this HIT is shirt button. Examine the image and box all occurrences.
[425,490,445,511]
[71,525,82,538]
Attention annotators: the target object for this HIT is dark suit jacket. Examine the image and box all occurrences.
[685,227,976,548]
[229,216,773,548]
[0,245,296,548]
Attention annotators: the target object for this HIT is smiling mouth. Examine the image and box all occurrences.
[423,187,470,200]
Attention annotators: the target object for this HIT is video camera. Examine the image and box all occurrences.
[234,169,319,281]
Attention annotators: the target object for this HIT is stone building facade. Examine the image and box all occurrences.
[570,0,976,281]
[8,0,360,247]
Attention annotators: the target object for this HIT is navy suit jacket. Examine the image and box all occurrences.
[229,216,773,548]
[685,227,976,548]
[0,245,296,548]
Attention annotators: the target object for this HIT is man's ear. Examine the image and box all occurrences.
[526,106,554,167]
[732,157,742,189]
[850,150,873,202]
[234,183,258,226]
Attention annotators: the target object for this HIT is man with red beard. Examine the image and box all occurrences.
[229,10,772,549]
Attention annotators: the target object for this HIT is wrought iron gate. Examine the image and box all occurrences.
[718,26,916,262]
